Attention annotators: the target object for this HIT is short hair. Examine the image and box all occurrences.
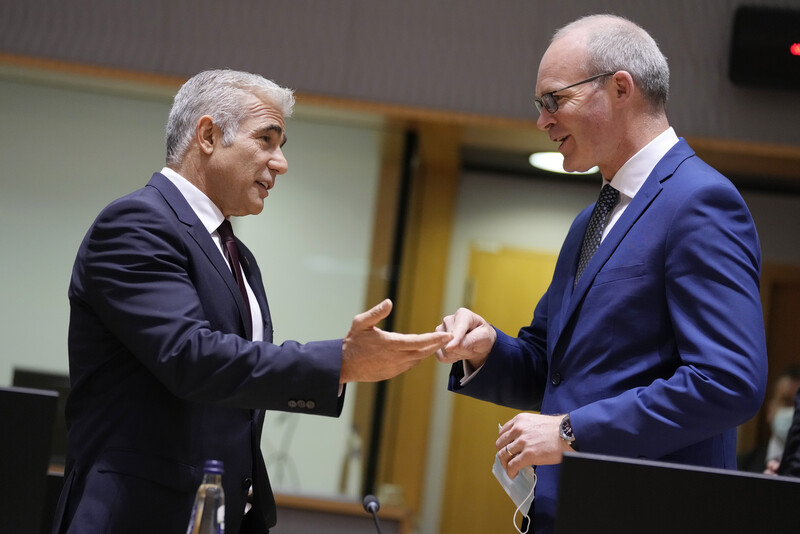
[776,365,800,385]
[553,14,670,112]
[165,69,295,166]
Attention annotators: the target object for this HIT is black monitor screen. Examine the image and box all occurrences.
[729,5,800,91]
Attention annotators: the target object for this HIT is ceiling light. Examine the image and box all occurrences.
[528,152,599,175]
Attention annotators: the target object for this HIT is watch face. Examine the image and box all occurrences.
[560,416,574,441]
[560,415,578,451]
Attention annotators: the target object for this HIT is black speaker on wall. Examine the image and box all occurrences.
[728,5,800,91]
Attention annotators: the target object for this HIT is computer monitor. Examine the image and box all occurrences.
[0,386,58,533]
[556,451,800,533]
[12,367,70,465]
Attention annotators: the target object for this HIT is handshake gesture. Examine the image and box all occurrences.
[434,307,497,369]
[340,303,498,384]
[340,299,452,383]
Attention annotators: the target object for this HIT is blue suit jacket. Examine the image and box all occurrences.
[450,140,768,533]
[55,173,344,534]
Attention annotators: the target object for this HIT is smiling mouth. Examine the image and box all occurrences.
[553,135,571,153]
[256,181,270,192]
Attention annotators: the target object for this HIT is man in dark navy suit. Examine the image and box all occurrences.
[54,69,451,534]
[436,15,767,533]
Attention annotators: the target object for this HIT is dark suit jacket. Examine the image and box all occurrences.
[450,140,768,533]
[54,173,344,534]
[778,389,800,478]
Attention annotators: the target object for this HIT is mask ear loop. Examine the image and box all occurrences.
[513,472,537,534]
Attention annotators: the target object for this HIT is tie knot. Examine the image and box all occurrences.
[218,219,235,244]
[598,184,620,210]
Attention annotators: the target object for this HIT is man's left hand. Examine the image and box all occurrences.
[496,413,573,478]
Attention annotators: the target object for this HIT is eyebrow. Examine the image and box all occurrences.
[539,85,566,98]
[257,124,287,147]
[535,86,558,99]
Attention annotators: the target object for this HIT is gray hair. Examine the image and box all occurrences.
[165,69,295,166]
[554,14,669,112]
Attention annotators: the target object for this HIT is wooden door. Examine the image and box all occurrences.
[438,246,557,534]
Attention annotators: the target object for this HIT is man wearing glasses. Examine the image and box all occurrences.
[437,14,767,533]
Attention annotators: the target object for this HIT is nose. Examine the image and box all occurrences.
[269,148,288,175]
[536,109,555,131]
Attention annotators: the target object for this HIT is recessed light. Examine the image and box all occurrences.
[528,152,599,175]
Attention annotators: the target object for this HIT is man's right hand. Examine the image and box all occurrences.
[434,307,496,368]
[340,299,452,384]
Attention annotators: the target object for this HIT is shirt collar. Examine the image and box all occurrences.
[606,127,679,198]
[160,167,226,234]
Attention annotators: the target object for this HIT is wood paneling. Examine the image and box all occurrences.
[375,123,460,518]
[739,263,800,453]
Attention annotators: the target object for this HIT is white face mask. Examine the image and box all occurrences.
[772,406,795,442]
[492,453,537,534]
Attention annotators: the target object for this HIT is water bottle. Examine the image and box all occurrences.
[186,459,226,534]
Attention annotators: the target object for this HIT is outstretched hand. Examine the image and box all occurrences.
[435,307,496,368]
[340,299,453,384]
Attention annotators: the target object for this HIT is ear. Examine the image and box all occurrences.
[611,71,635,106]
[196,115,217,155]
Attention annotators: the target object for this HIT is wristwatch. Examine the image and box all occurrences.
[559,414,579,451]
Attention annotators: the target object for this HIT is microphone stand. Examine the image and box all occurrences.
[362,494,383,534]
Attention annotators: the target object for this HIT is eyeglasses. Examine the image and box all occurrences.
[534,72,615,114]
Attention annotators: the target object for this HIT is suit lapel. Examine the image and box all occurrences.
[239,243,272,343]
[147,173,254,337]
[147,174,267,453]
[550,210,590,348]
[552,140,695,351]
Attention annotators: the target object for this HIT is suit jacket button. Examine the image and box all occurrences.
[306,400,316,410]
[242,477,253,490]
[297,400,306,409]
[551,373,562,385]
[288,400,297,408]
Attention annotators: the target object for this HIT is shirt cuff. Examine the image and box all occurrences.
[459,359,484,386]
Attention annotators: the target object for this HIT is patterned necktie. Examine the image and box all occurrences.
[217,219,251,319]
[574,184,620,287]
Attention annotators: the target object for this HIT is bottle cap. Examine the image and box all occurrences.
[203,459,224,475]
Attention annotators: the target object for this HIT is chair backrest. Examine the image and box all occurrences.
[0,386,58,533]
[12,368,71,465]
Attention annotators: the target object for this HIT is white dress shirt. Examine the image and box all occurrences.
[602,127,679,240]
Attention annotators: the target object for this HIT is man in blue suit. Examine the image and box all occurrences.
[55,69,451,534]
[436,15,767,533]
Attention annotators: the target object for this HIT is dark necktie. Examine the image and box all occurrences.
[217,219,251,319]
[574,184,620,287]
